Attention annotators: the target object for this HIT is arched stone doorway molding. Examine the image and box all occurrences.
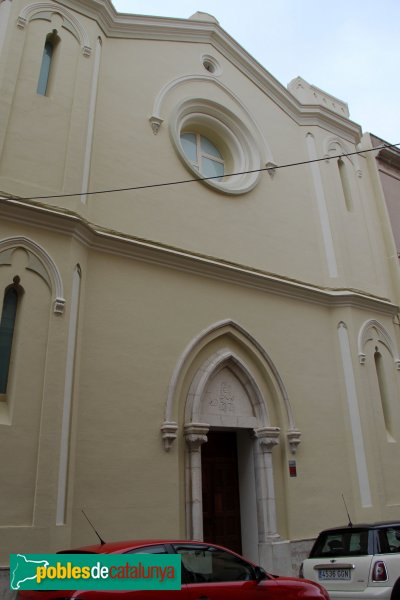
[161,320,300,452]
[161,320,301,545]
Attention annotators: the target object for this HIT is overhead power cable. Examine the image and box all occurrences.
[10,141,400,202]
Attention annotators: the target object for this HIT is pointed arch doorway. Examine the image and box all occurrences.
[162,320,301,568]
[184,352,282,563]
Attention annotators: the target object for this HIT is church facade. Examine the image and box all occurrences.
[0,0,400,575]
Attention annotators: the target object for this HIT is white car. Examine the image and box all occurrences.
[300,522,400,600]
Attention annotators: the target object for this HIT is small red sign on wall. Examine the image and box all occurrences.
[289,460,297,477]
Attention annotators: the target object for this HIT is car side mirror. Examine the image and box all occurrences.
[254,566,267,583]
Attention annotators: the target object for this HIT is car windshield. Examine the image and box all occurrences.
[310,529,369,557]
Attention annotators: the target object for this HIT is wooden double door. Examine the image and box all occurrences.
[201,430,242,554]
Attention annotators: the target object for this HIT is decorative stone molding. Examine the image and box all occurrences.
[324,137,353,161]
[161,420,178,451]
[56,265,81,525]
[265,161,278,178]
[185,422,209,540]
[149,116,163,135]
[17,2,92,56]
[189,11,219,24]
[201,54,221,76]
[177,329,289,545]
[150,74,275,194]
[358,318,400,368]
[184,348,269,430]
[22,3,360,142]
[337,321,373,507]
[0,236,66,314]
[16,16,27,28]
[164,320,297,445]
[170,99,263,194]
[1,199,397,315]
[323,136,362,176]
[253,427,280,540]
[53,297,66,315]
[306,132,338,278]
[184,423,209,450]
[254,426,280,452]
[287,429,302,454]
[288,76,349,118]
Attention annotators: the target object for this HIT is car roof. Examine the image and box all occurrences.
[58,539,219,554]
[317,521,400,534]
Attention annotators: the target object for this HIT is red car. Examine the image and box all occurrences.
[18,539,329,599]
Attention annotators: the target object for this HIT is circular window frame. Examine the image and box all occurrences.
[170,99,262,195]
[201,54,222,76]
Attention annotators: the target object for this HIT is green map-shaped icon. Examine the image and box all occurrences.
[11,554,49,590]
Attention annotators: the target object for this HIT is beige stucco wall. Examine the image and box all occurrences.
[1,218,399,565]
[0,0,393,294]
[0,0,400,575]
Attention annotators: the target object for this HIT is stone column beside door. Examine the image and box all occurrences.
[184,422,209,541]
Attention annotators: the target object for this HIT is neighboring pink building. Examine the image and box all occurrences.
[372,135,400,256]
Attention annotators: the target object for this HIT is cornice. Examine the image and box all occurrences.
[52,0,361,143]
[0,195,396,315]
[377,148,400,172]
[371,135,400,170]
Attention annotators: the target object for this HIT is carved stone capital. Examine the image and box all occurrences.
[254,426,280,452]
[265,161,277,178]
[287,429,301,454]
[17,16,27,29]
[161,420,178,451]
[149,116,163,135]
[184,422,209,451]
[54,297,66,315]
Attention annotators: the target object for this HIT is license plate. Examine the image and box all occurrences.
[318,569,351,580]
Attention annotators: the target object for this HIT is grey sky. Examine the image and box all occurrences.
[112,0,399,145]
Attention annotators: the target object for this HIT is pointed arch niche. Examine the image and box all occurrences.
[0,236,65,314]
[161,320,300,553]
[324,136,362,212]
[358,319,400,446]
[358,319,400,368]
